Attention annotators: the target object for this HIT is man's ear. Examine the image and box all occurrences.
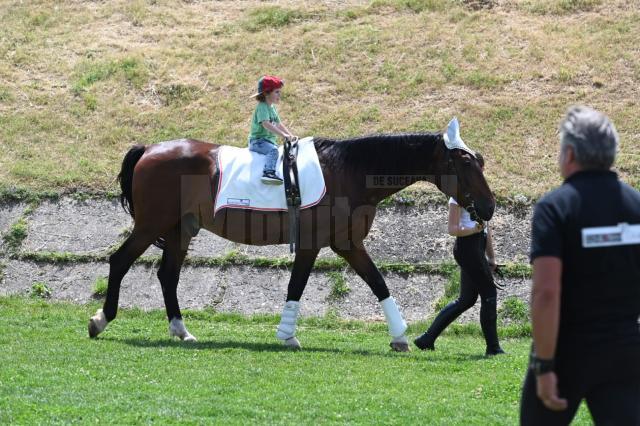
[564,145,577,164]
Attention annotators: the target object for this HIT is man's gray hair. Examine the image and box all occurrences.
[559,106,619,170]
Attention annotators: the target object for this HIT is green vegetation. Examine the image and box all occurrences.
[498,262,532,279]
[93,276,108,298]
[3,218,28,252]
[522,0,602,14]
[72,57,148,95]
[0,0,637,197]
[157,83,201,106]
[434,268,461,311]
[30,282,51,299]
[0,297,594,424]
[18,251,109,264]
[328,271,350,299]
[15,249,530,279]
[499,296,529,324]
[0,187,60,204]
[370,0,453,13]
[243,6,312,32]
[0,85,12,102]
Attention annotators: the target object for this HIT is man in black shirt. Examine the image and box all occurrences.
[520,106,640,425]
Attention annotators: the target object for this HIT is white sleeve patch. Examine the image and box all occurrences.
[582,223,640,248]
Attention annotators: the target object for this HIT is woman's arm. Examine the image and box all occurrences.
[448,203,484,237]
[485,224,497,271]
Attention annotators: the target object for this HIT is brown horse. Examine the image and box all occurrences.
[88,124,495,351]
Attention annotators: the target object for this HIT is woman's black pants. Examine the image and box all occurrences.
[418,232,500,352]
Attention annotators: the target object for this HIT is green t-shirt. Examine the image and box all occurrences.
[249,102,281,145]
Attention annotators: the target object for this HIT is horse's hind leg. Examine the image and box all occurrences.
[158,223,195,341]
[88,229,155,338]
[330,244,410,352]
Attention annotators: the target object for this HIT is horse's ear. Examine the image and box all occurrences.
[446,117,461,146]
[444,117,476,157]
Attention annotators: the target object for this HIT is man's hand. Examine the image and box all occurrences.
[536,372,568,411]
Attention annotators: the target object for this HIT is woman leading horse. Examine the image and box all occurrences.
[88,119,495,352]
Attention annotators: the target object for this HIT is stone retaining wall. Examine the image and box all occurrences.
[0,198,533,322]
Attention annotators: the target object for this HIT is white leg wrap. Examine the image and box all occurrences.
[380,297,407,338]
[276,301,300,341]
[90,309,108,333]
[169,318,197,342]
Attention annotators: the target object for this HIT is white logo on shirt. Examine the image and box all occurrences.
[581,223,640,248]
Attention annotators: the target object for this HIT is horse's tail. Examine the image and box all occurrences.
[118,145,146,219]
[117,145,166,250]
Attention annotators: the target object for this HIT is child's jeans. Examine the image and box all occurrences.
[248,138,278,173]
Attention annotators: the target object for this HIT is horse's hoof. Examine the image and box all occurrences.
[88,309,107,338]
[88,320,99,338]
[170,332,197,342]
[282,336,301,349]
[390,341,411,352]
[390,335,411,352]
[169,318,196,342]
[182,334,197,342]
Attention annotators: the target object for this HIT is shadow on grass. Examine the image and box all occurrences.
[104,337,340,353]
[99,336,494,361]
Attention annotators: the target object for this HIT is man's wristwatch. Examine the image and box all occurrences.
[529,353,555,376]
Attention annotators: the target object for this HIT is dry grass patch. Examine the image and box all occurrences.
[516,0,602,14]
[0,0,638,197]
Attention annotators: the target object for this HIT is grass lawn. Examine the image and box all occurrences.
[0,297,592,424]
[1,0,638,199]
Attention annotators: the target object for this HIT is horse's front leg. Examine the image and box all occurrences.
[276,248,320,349]
[331,244,410,352]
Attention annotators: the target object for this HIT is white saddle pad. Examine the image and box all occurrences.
[214,137,326,213]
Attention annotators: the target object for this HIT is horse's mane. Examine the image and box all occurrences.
[314,133,444,174]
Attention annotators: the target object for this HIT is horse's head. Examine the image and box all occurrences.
[438,118,495,222]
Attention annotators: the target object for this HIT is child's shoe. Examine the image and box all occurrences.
[261,171,283,185]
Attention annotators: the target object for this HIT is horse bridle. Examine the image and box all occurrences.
[444,148,483,225]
